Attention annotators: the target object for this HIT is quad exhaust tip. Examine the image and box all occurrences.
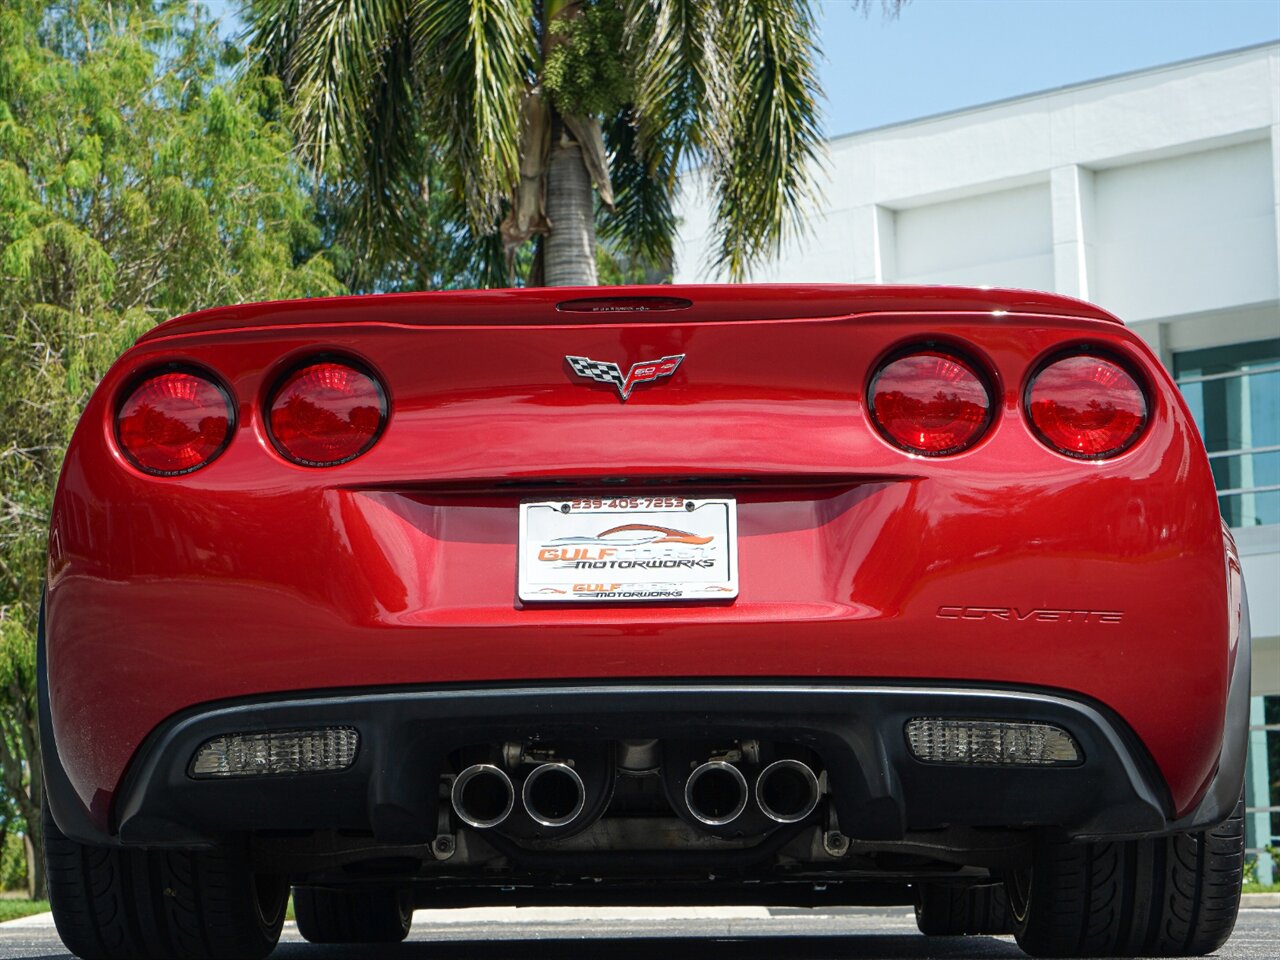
[522,762,586,827]
[685,760,749,826]
[451,764,515,828]
[755,759,820,824]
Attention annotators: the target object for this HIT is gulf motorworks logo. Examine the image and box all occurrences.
[538,524,715,567]
[565,354,684,400]
[548,524,712,548]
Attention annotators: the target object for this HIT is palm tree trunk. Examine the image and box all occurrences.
[543,122,598,286]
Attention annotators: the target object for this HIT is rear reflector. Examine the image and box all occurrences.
[906,718,1080,766]
[190,727,359,778]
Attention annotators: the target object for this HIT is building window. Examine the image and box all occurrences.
[1174,338,1280,528]
[1246,694,1280,885]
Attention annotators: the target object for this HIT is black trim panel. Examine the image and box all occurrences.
[102,686,1176,847]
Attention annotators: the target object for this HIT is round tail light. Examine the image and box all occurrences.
[116,369,233,476]
[1026,352,1147,459]
[869,349,992,455]
[268,360,386,466]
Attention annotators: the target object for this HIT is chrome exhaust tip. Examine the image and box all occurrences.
[521,762,586,828]
[451,764,515,828]
[684,760,749,826]
[755,759,820,824]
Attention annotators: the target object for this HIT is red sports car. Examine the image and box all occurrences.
[40,284,1248,958]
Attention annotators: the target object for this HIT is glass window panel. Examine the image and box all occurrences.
[1267,699,1280,846]
[1217,490,1280,528]
[1179,369,1280,454]
[1175,338,1280,528]
[1181,384,1205,433]
[1208,450,1280,490]
[1173,339,1280,378]
[1251,370,1280,449]
[1268,724,1280,844]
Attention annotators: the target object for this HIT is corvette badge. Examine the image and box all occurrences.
[565,354,685,400]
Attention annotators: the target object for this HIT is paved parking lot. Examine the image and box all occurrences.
[1,905,1277,959]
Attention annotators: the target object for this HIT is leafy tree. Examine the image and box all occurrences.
[247,0,899,288]
[0,0,341,896]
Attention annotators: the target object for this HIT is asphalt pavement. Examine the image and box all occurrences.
[1,905,1277,959]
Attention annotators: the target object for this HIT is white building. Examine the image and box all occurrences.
[676,41,1280,875]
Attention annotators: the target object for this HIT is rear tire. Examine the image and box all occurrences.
[44,799,286,960]
[293,885,413,944]
[1009,798,1244,957]
[914,881,1013,935]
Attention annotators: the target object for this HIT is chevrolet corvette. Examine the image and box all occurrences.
[40,284,1247,958]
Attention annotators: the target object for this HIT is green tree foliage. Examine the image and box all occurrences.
[0,0,341,895]
[312,152,514,292]
[543,1,632,119]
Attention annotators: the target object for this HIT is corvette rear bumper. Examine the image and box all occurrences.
[43,669,1247,851]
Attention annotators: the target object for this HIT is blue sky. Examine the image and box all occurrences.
[205,0,1280,139]
[818,0,1280,136]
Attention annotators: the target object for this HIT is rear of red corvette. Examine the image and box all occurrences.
[40,285,1248,958]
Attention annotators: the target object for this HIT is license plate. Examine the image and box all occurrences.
[518,497,738,602]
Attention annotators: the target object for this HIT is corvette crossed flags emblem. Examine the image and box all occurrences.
[565,354,685,400]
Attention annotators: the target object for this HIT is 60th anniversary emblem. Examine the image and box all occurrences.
[565,354,685,400]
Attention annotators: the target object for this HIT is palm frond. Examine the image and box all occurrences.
[243,0,303,82]
[622,0,727,169]
[709,0,825,280]
[248,0,434,269]
[599,108,675,268]
[357,22,427,218]
[248,0,406,172]
[317,150,509,292]
[411,0,534,228]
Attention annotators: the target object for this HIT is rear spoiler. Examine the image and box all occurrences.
[138,283,1122,344]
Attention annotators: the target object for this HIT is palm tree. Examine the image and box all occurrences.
[247,0,895,287]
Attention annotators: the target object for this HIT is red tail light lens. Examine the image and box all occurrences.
[1026,353,1147,459]
[268,361,386,466]
[869,350,992,455]
[117,370,233,476]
